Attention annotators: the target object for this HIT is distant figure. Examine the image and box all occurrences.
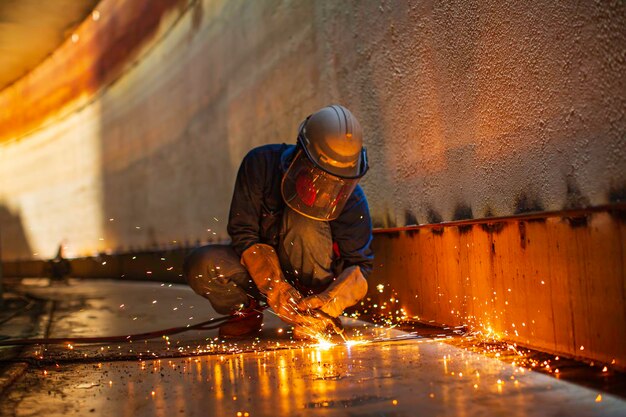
[184,105,373,339]
[48,244,71,282]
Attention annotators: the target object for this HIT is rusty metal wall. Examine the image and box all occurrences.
[367,207,626,369]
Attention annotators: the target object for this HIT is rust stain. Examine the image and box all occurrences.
[565,215,589,228]
[480,222,505,234]
[0,0,185,143]
[518,222,527,249]
[458,224,473,235]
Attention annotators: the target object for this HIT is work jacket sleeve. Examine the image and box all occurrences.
[227,149,265,256]
[330,185,374,278]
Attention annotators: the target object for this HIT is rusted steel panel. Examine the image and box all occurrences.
[584,214,625,362]
[369,208,626,369]
[1,260,46,278]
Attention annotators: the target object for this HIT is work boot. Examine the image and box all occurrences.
[219,300,264,338]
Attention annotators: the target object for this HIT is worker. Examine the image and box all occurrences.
[184,105,373,339]
[47,243,71,282]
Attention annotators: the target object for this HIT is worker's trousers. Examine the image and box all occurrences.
[184,208,334,314]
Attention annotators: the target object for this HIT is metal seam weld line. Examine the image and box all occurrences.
[372,203,626,234]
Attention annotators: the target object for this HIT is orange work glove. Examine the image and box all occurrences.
[241,243,303,325]
[296,266,368,318]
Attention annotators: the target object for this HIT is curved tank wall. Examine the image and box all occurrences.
[0,0,624,259]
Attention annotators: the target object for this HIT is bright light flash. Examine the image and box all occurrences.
[314,339,335,350]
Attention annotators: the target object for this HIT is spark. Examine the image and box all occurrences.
[313,339,335,350]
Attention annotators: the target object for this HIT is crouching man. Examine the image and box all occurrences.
[184,105,373,339]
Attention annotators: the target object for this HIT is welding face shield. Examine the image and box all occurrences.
[281,105,369,221]
[281,148,366,221]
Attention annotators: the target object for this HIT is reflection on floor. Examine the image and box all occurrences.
[1,279,625,417]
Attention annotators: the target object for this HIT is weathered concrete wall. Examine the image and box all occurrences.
[0,0,625,259]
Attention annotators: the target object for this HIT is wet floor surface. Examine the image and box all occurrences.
[1,279,625,417]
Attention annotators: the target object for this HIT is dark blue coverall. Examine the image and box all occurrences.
[184,144,373,314]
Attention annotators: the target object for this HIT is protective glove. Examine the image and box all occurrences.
[291,313,333,340]
[296,265,368,318]
[241,243,303,324]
